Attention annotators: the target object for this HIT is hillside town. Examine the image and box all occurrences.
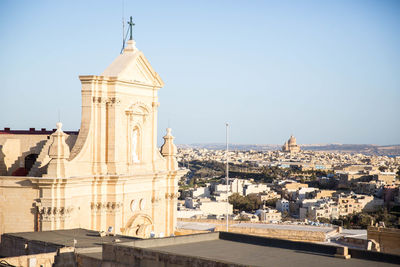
[177,136,400,229]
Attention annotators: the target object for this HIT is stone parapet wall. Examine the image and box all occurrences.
[0,234,62,257]
[0,252,56,267]
[177,218,333,242]
[215,225,327,242]
[99,234,245,267]
[367,226,400,255]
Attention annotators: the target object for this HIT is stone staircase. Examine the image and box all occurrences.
[28,139,52,177]
[7,140,47,176]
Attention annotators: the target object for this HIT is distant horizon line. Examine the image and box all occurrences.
[176,143,400,147]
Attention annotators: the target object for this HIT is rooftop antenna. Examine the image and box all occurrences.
[225,122,229,232]
[121,0,125,52]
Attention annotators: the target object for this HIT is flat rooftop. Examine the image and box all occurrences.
[3,229,399,266]
[153,239,394,267]
[103,232,400,266]
[2,228,138,248]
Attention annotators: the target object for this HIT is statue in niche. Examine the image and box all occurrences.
[132,128,140,163]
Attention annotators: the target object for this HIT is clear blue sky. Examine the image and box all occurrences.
[0,0,399,145]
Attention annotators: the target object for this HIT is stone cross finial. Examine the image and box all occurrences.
[128,16,135,41]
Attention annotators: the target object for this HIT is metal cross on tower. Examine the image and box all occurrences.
[128,16,135,40]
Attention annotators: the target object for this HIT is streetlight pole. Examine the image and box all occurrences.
[226,123,229,232]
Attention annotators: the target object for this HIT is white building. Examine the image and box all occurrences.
[191,187,211,198]
[276,199,290,213]
[176,209,204,219]
[198,200,233,216]
[257,209,282,223]
[297,187,318,201]
[230,178,252,195]
[214,184,230,193]
[244,184,270,196]
[184,197,233,217]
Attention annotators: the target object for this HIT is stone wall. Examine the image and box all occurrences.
[0,252,56,267]
[94,233,244,267]
[367,226,400,255]
[215,225,328,242]
[177,219,333,242]
[89,245,246,267]
[0,177,40,235]
[0,234,62,257]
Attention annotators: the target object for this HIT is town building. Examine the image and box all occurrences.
[257,209,282,223]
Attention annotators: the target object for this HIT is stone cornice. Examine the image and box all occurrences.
[79,75,162,90]
[27,171,170,186]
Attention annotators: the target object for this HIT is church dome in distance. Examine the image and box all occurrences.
[282,135,300,153]
[288,135,297,145]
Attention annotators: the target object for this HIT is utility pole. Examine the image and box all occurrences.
[226,123,229,232]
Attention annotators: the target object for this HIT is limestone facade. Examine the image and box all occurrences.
[0,39,186,238]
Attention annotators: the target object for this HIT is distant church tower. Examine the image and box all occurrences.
[0,22,187,238]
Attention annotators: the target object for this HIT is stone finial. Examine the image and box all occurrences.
[160,128,178,170]
[48,122,70,159]
[56,122,62,131]
[45,122,70,177]
[124,39,137,53]
[161,128,177,156]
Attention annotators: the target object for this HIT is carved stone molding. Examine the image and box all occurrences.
[37,205,74,222]
[151,196,162,203]
[106,97,121,106]
[125,101,151,123]
[92,96,107,106]
[90,201,123,213]
[165,192,180,200]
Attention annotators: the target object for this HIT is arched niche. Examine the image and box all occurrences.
[131,126,141,163]
[125,102,151,164]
